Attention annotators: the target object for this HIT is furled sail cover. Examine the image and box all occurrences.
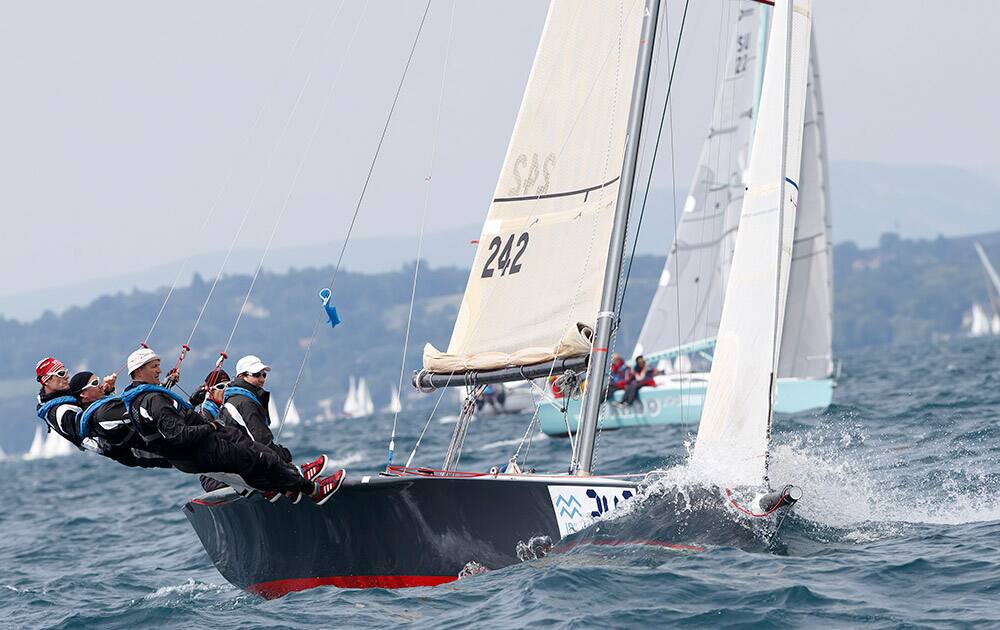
[634,2,763,360]
[424,0,643,373]
[694,0,812,486]
[778,35,834,380]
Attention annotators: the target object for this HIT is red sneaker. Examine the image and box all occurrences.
[300,454,329,483]
[310,469,346,506]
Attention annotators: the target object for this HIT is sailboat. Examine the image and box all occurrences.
[267,396,281,425]
[185,0,809,597]
[341,376,360,418]
[24,425,46,460]
[538,3,834,436]
[971,242,1000,335]
[284,398,302,426]
[383,385,403,415]
[357,377,375,417]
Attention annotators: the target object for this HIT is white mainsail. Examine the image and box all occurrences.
[969,303,993,337]
[974,242,1000,315]
[777,36,834,380]
[343,376,360,417]
[694,0,813,486]
[267,397,280,424]
[424,0,643,372]
[635,3,764,359]
[43,431,75,458]
[25,425,46,460]
[357,378,375,417]
[384,386,403,414]
[285,398,302,426]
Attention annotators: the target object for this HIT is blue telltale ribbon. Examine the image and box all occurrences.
[319,288,342,328]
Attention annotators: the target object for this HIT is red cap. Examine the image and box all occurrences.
[35,357,66,382]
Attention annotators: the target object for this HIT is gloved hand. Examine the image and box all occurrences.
[163,368,180,389]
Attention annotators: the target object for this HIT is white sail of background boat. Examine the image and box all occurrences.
[267,396,280,424]
[43,430,76,458]
[384,386,402,414]
[24,425,46,460]
[694,0,813,486]
[284,398,302,426]
[342,376,360,417]
[357,378,374,417]
[973,242,1000,335]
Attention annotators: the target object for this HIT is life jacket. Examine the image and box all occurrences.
[35,395,77,422]
[78,395,125,440]
[121,384,193,445]
[223,386,262,408]
[199,399,221,420]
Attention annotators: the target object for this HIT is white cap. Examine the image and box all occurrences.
[236,355,270,376]
[127,348,160,376]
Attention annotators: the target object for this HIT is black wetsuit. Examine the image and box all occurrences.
[37,389,167,468]
[79,396,171,468]
[220,378,292,463]
[125,383,311,494]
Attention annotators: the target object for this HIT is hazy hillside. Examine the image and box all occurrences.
[2,231,999,453]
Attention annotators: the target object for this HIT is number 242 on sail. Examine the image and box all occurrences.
[481,232,529,278]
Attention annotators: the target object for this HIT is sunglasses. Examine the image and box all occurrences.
[211,381,229,391]
[44,369,68,382]
[250,371,267,379]
[82,378,101,390]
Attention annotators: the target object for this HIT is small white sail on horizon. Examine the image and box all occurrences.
[384,386,403,414]
[43,430,76,458]
[267,397,280,424]
[24,425,46,460]
[342,376,360,417]
[694,0,814,487]
[357,378,375,417]
[284,398,302,426]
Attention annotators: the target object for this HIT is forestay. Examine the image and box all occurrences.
[634,3,764,360]
[424,0,643,373]
[777,36,833,380]
[694,0,813,487]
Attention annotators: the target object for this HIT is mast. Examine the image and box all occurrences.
[573,0,661,476]
[764,0,795,482]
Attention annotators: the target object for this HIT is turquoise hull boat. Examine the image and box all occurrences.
[537,375,834,437]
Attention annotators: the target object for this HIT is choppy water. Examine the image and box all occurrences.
[3,338,999,628]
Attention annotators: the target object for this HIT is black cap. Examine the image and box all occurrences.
[205,369,231,386]
[69,371,95,396]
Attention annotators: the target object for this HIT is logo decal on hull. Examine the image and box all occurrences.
[547,485,635,537]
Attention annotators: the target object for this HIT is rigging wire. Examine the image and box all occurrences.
[591,0,690,470]
[188,0,351,367]
[386,0,457,470]
[275,0,433,439]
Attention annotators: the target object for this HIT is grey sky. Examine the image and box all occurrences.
[1,1,998,307]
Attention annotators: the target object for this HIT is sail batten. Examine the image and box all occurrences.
[424,0,644,374]
[693,0,813,487]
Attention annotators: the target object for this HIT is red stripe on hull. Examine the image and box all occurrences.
[248,575,457,598]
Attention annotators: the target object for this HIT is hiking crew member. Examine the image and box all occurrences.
[123,348,344,504]
[221,356,292,463]
[34,357,114,450]
[190,369,230,422]
[70,371,172,468]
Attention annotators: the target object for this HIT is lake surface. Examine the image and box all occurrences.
[2,337,999,628]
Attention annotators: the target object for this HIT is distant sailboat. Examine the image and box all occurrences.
[267,396,280,424]
[284,398,302,426]
[342,376,373,418]
[384,386,403,414]
[24,425,46,460]
[357,378,375,417]
[971,242,1000,336]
